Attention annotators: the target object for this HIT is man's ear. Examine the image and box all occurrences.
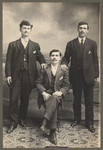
[19,28,21,32]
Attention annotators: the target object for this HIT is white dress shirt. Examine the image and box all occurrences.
[51,64,59,76]
[21,38,29,49]
[78,37,86,44]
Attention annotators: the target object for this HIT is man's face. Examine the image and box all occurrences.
[50,52,61,65]
[20,25,32,37]
[78,24,89,38]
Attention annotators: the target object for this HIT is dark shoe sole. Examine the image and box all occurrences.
[6,125,17,134]
[85,124,95,133]
[19,123,27,127]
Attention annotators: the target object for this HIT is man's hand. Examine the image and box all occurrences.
[6,76,12,85]
[61,64,68,71]
[94,78,97,85]
[41,63,47,69]
[53,91,62,97]
[42,91,51,101]
[94,79,97,82]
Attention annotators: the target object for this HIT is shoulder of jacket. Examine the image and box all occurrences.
[40,68,47,74]
[60,66,68,74]
[87,38,97,44]
[29,40,39,45]
[9,39,21,46]
[9,39,18,44]
[67,38,77,44]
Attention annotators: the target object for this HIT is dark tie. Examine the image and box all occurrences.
[81,38,84,51]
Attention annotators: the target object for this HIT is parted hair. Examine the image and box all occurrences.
[49,49,62,57]
[19,20,33,29]
[78,22,89,29]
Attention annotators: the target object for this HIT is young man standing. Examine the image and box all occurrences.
[5,20,47,133]
[61,22,99,133]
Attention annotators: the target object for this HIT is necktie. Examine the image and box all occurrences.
[81,38,84,51]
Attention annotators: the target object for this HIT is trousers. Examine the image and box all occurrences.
[72,70,94,125]
[44,95,61,129]
[9,70,32,125]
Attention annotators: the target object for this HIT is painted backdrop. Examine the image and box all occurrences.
[3,2,99,58]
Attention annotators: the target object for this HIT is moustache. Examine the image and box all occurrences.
[81,31,84,34]
[52,59,57,61]
[24,31,28,33]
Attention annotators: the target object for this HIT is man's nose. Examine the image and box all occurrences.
[81,28,83,31]
[25,28,28,31]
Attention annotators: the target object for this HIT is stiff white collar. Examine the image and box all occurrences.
[78,37,86,44]
[51,64,59,76]
[21,38,29,48]
[21,37,29,43]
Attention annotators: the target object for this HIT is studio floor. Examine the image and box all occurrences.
[3,94,101,148]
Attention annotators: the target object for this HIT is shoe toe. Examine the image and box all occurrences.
[49,132,57,145]
[6,125,17,134]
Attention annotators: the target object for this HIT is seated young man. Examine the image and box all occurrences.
[36,49,70,145]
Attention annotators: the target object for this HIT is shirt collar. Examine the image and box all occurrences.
[78,37,86,43]
[51,63,59,69]
[21,37,29,43]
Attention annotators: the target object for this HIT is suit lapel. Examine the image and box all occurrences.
[28,40,34,55]
[16,39,34,55]
[75,38,81,58]
[55,64,62,84]
[83,38,89,54]
[46,63,62,85]
[75,37,89,57]
[16,38,23,54]
[46,64,52,84]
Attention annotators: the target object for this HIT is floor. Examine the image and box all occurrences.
[3,94,101,148]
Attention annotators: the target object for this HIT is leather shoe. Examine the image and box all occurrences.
[41,118,48,133]
[40,125,48,134]
[49,130,57,145]
[85,124,95,133]
[19,120,27,127]
[71,120,80,127]
[6,124,17,134]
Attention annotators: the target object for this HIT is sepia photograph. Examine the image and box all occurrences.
[2,1,101,148]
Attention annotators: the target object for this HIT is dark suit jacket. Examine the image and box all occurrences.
[5,38,46,88]
[36,63,70,108]
[62,37,99,85]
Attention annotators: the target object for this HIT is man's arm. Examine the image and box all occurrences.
[60,69,70,96]
[5,43,13,77]
[36,43,47,69]
[36,69,46,94]
[53,69,70,97]
[5,43,13,85]
[92,41,99,79]
[61,42,71,70]
[36,69,51,100]
[61,42,71,66]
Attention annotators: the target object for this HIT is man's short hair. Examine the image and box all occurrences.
[78,22,89,30]
[19,20,33,29]
[49,49,62,57]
